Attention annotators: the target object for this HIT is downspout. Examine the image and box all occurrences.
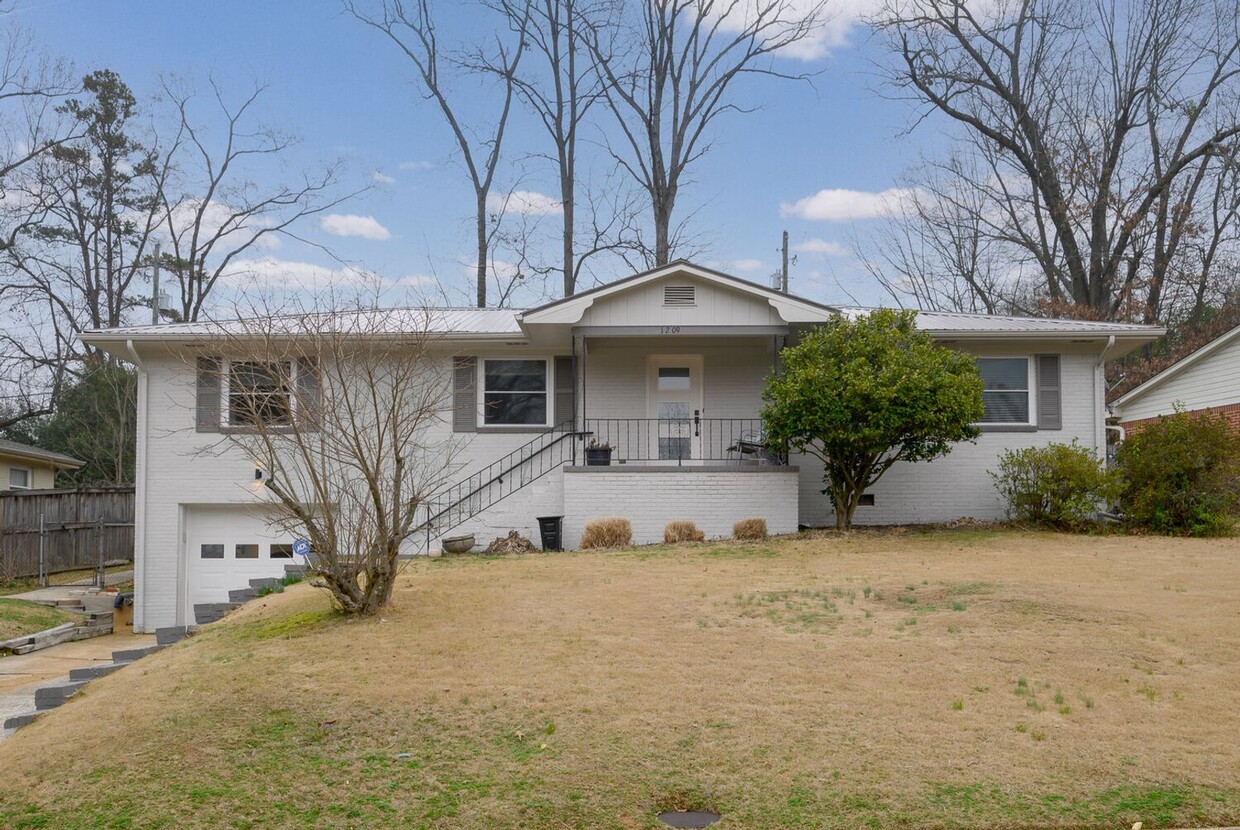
[1094,335,1117,461]
[123,340,150,632]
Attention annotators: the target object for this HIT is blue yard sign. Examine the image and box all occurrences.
[292,539,312,558]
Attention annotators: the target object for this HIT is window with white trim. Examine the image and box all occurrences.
[8,467,31,490]
[977,357,1032,423]
[225,361,294,427]
[481,359,549,426]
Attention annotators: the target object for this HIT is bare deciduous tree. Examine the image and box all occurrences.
[585,0,827,265]
[876,0,1240,322]
[195,301,460,614]
[157,79,356,322]
[347,0,529,308]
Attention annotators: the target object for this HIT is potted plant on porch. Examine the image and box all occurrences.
[584,438,614,466]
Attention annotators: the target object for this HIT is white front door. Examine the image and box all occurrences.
[646,355,704,461]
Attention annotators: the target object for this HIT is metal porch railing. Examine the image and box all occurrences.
[581,417,787,466]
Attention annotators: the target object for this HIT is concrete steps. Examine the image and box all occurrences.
[228,587,258,603]
[112,645,161,663]
[69,662,126,681]
[193,602,240,625]
[35,680,88,710]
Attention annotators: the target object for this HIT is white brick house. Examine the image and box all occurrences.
[80,261,1162,632]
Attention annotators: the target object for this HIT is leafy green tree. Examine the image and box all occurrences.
[1,362,136,486]
[762,309,984,530]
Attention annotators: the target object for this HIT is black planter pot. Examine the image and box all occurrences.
[584,447,613,466]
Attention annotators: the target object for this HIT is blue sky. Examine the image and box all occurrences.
[14,0,939,308]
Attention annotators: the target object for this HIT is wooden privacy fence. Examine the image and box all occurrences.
[0,487,135,584]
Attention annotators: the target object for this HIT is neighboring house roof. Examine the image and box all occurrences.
[1111,323,1240,410]
[0,438,84,470]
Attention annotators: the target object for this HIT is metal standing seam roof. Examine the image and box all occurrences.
[0,438,84,469]
[79,302,1163,342]
[80,308,525,340]
[836,306,1164,336]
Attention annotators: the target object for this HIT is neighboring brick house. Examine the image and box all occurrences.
[1111,324,1240,434]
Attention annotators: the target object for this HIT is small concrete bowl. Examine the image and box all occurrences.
[441,534,476,555]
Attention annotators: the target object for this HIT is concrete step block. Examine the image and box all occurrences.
[3,711,39,730]
[112,645,161,663]
[283,564,308,577]
[228,588,258,603]
[155,626,187,646]
[69,662,125,681]
[35,680,88,710]
[249,577,281,589]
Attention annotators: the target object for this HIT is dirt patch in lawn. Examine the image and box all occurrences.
[0,599,80,642]
[0,530,1237,829]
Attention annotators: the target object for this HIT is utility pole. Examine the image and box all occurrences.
[151,241,161,325]
[780,230,789,293]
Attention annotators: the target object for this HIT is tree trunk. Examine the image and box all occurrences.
[562,179,575,297]
[476,190,488,307]
[653,193,673,266]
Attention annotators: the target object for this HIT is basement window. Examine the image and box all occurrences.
[663,285,696,306]
[858,494,875,506]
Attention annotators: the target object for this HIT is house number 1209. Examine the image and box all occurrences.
[660,326,682,334]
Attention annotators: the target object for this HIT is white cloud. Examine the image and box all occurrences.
[161,198,282,250]
[732,258,765,273]
[794,238,850,256]
[222,256,378,291]
[399,160,433,171]
[712,0,887,62]
[372,170,396,185]
[780,187,919,222]
[320,213,392,240]
[487,189,562,216]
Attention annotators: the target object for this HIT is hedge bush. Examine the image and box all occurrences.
[1116,410,1240,536]
[990,440,1119,528]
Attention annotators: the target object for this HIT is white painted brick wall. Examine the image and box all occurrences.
[562,467,799,547]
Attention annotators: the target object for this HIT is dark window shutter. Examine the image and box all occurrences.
[296,356,321,431]
[453,356,477,433]
[196,357,222,433]
[554,356,575,429]
[1036,354,1062,430]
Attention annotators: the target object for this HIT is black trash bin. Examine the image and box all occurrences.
[536,515,564,551]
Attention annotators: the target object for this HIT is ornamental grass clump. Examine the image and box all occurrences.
[732,518,768,541]
[663,521,705,544]
[580,518,633,549]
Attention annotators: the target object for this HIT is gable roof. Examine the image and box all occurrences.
[1111,323,1240,409]
[0,438,84,470]
[518,260,838,325]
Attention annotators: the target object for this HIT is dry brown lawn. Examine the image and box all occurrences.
[1,529,1238,829]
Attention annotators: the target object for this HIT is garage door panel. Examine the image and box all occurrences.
[186,506,298,607]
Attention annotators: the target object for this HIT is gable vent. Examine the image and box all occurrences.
[663,285,696,306]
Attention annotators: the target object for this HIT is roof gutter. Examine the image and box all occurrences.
[1096,334,1119,367]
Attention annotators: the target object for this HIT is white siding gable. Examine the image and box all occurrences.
[577,275,784,328]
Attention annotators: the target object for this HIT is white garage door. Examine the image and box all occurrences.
[185,505,299,607]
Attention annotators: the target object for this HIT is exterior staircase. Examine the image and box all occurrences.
[414,427,588,548]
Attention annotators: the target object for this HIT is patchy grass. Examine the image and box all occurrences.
[1,530,1238,829]
[0,598,79,641]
